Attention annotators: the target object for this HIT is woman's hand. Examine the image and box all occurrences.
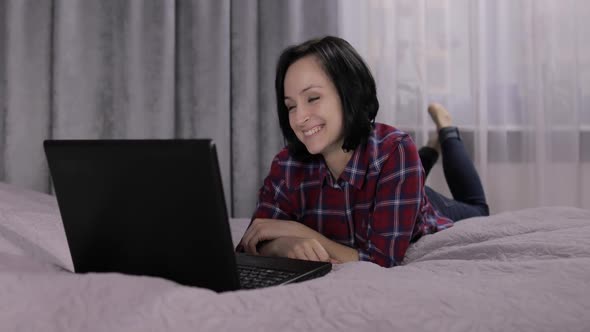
[238,218,355,264]
[259,236,333,262]
[239,218,319,254]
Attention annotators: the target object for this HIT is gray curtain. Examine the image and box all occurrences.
[0,0,338,217]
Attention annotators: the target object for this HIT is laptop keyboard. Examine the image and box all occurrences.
[237,265,297,289]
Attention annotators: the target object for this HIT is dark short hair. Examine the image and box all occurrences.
[275,36,379,157]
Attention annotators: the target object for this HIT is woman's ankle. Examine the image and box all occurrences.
[438,126,461,144]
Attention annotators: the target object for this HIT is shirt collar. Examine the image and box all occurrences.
[340,143,369,190]
[319,143,369,190]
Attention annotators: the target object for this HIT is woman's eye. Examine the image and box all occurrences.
[287,105,295,111]
[308,97,320,103]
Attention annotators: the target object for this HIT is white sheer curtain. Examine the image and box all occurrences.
[338,0,590,213]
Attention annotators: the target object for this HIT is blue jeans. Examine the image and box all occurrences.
[419,127,489,222]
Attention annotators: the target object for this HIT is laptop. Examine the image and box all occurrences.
[44,139,331,292]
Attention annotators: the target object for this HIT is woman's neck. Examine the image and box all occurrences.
[323,148,353,180]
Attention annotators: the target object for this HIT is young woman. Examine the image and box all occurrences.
[237,36,489,268]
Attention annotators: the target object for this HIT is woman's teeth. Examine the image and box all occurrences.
[304,125,323,136]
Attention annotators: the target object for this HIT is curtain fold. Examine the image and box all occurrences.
[230,0,338,216]
[52,0,178,141]
[1,0,52,192]
[2,0,586,216]
[176,0,231,208]
[0,0,337,217]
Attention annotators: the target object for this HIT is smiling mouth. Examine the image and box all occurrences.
[303,125,324,137]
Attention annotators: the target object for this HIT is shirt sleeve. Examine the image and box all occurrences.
[358,136,424,267]
[251,155,297,221]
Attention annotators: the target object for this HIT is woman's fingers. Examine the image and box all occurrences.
[292,244,310,261]
[239,231,254,254]
[246,233,260,254]
[311,241,330,262]
[238,219,323,257]
[302,245,320,261]
[240,219,269,254]
[291,239,327,262]
[243,234,335,263]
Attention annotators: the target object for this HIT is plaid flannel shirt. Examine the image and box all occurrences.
[252,123,453,267]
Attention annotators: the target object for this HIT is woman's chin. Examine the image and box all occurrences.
[304,144,324,155]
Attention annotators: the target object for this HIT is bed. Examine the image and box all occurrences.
[1,181,589,331]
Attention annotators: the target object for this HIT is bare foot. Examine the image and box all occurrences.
[427,103,452,131]
[426,134,440,153]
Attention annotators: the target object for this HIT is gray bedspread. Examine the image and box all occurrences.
[1,182,589,331]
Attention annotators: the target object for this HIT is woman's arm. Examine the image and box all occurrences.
[241,218,359,263]
[314,234,359,263]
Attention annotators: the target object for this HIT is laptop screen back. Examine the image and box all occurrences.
[44,139,240,291]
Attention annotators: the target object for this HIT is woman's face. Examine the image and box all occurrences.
[284,55,344,157]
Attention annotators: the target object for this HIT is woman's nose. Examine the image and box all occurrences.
[295,105,311,126]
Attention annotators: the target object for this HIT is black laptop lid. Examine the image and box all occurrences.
[44,139,240,291]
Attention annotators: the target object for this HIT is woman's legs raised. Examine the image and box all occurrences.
[426,104,489,218]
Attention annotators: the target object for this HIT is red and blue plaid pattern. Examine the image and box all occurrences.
[253,123,453,267]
